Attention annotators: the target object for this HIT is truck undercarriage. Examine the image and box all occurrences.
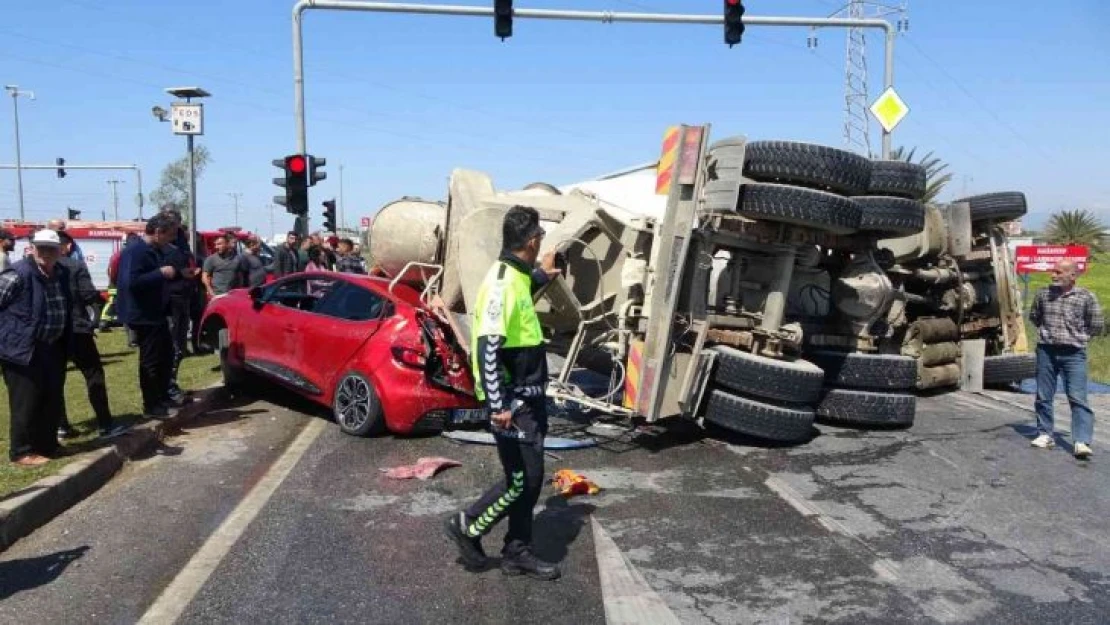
[368,125,1032,443]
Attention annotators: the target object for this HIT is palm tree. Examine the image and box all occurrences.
[1045,209,1106,252]
[890,146,954,204]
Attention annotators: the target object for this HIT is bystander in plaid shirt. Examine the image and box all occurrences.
[334,254,366,275]
[0,267,68,343]
[1030,286,1105,348]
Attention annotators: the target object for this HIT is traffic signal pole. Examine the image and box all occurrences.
[0,163,146,219]
[291,1,897,157]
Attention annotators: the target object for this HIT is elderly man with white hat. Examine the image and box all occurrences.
[0,229,74,466]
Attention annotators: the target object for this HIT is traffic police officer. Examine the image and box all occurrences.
[445,205,561,580]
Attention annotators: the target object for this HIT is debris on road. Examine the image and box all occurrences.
[381,457,462,480]
[552,469,601,497]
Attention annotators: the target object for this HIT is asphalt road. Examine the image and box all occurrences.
[1,384,1108,624]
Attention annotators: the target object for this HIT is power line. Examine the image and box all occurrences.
[901,35,1056,164]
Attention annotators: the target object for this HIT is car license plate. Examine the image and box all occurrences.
[450,408,487,424]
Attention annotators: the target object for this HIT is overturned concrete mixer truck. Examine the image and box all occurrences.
[367,125,1032,443]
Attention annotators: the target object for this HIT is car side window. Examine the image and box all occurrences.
[263,277,338,312]
[315,282,388,322]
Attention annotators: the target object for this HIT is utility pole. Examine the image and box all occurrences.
[339,164,345,230]
[226,192,242,227]
[107,179,124,220]
[5,85,34,220]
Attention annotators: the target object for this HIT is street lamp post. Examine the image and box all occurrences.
[5,85,34,221]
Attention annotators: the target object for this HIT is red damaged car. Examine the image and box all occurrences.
[199,272,483,436]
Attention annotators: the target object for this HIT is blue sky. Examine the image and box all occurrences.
[1,0,1107,237]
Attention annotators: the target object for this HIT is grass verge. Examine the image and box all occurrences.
[0,330,219,498]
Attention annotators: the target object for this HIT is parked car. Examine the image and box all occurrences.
[198,272,482,436]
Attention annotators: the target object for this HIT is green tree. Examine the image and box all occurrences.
[149,145,211,223]
[891,146,953,204]
[1045,209,1106,252]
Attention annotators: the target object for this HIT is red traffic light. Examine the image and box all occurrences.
[288,155,307,174]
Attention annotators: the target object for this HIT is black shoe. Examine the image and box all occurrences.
[144,405,173,420]
[501,548,561,581]
[99,423,134,440]
[166,392,192,408]
[444,512,487,570]
[57,426,79,440]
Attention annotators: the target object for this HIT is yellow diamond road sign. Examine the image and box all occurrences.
[870,87,909,133]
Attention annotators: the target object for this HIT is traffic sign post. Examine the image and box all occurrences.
[1014,245,1089,274]
[171,103,204,136]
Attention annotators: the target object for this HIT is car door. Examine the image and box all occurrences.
[300,280,391,395]
[238,275,339,394]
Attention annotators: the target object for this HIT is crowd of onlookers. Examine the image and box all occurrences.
[0,208,370,467]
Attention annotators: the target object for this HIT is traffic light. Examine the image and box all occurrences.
[309,155,327,186]
[724,0,745,47]
[273,154,309,216]
[322,199,337,233]
[56,157,66,179]
[494,0,512,40]
[67,208,80,220]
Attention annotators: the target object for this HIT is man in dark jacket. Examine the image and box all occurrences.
[160,209,200,402]
[273,231,301,277]
[55,232,131,440]
[0,230,72,466]
[117,214,180,419]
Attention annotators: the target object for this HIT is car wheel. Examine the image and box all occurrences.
[333,372,385,437]
[218,329,247,392]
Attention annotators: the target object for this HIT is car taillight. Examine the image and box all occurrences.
[391,346,427,369]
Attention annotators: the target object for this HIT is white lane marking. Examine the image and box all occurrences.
[592,518,680,625]
[138,418,326,625]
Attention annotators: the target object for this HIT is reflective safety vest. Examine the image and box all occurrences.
[470,260,546,401]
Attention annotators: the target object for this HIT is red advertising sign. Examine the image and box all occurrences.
[1014,245,1089,274]
[360,216,371,229]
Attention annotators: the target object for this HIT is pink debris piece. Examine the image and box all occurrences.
[382,457,462,480]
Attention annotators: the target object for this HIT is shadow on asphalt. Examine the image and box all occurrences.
[0,545,90,600]
[534,496,596,565]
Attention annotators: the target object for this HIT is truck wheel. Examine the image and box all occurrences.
[742,141,872,196]
[854,196,926,236]
[983,353,1037,386]
[955,192,1028,223]
[711,346,824,404]
[738,183,862,235]
[816,389,915,428]
[806,350,917,391]
[867,160,927,199]
[704,390,815,443]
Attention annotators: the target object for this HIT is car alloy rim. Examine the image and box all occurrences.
[336,376,371,430]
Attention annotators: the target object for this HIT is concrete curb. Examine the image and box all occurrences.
[0,383,227,552]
